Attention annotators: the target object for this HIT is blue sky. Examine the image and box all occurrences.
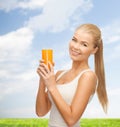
[0,0,120,118]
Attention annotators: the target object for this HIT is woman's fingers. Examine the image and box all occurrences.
[39,59,45,63]
[37,60,54,79]
[48,61,54,72]
[52,62,55,66]
[38,62,50,76]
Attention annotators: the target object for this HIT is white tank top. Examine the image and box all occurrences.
[48,69,94,127]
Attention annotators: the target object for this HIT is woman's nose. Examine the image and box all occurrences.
[74,43,80,50]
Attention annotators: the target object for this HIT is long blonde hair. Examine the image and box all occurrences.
[76,24,108,113]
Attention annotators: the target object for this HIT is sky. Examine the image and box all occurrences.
[0,0,120,118]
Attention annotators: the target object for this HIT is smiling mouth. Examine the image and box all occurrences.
[71,50,81,56]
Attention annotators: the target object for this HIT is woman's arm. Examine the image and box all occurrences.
[48,71,97,126]
[36,61,63,117]
[35,78,51,117]
[36,60,52,117]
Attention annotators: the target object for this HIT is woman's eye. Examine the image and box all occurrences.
[83,43,87,47]
[72,38,77,42]
[83,43,88,47]
[72,38,75,41]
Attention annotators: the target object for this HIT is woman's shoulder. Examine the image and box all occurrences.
[80,69,97,80]
[79,69,98,84]
[78,69,98,86]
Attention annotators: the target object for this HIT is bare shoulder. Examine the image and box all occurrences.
[81,70,97,80]
[78,70,97,89]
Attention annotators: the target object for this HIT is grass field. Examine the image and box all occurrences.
[0,118,120,127]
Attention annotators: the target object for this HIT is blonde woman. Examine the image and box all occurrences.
[36,24,108,127]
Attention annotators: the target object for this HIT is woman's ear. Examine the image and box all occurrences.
[91,46,98,54]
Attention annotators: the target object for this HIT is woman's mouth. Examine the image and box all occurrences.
[71,50,81,56]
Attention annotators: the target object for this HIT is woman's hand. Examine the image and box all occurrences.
[37,60,56,91]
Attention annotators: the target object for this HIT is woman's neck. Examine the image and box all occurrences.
[70,61,89,73]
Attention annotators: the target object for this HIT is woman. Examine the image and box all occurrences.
[36,23,108,127]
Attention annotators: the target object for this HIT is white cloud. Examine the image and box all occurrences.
[0,27,35,100]
[0,27,34,62]
[108,87,120,96]
[0,0,93,32]
[102,20,120,44]
[110,44,120,60]
[0,106,36,118]
[0,0,18,12]
[18,0,47,10]
[0,69,38,100]
[106,87,120,118]
[27,0,93,32]
[101,20,120,62]
[83,87,120,118]
[0,0,47,12]
[104,43,120,63]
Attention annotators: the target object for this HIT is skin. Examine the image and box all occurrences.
[36,29,98,126]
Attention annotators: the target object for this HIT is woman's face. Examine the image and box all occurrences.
[69,30,96,62]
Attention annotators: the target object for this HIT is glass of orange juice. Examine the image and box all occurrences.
[42,49,53,68]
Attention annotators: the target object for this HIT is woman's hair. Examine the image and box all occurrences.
[76,24,108,113]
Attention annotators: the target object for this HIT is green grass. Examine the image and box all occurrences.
[0,118,119,127]
[0,118,48,127]
[80,119,120,127]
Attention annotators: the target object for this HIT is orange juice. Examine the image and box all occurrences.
[42,49,53,66]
